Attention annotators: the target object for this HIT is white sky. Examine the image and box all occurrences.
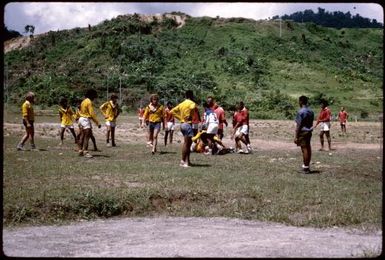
[4,2,384,35]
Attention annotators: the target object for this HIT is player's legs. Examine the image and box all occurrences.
[59,127,66,145]
[164,130,169,146]
[319,131,325,150]
[325,131,332,150]
[152,127,160,154]
[111,126,116,146]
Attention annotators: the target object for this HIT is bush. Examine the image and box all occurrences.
[360,110,369,119]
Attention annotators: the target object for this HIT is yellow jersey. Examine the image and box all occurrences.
[22,100,34,121]
[143,104,165,123]
[171,99,196,123]
[79,98,100,125]
[59,106,75,126]
[100,101,120,122]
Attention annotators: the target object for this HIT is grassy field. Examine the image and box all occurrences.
[3,115,382,230]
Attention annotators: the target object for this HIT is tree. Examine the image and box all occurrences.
[279,8,383,28]
[24,25,35,38]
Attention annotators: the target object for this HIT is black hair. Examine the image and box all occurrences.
[320,98,328,106]
[110,93,118,100]
[167,101,173,106]
[85,89,98,100]
[59,97,68,106]
[299,95,308,105]
[185,90,194,99]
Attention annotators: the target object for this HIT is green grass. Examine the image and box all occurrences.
[3,134,382,230]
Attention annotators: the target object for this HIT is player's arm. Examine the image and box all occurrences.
[99,102,108,118]
[162,107,166,130]
[222,111,228,127]
[294,114,302,144]
[231,122,241,138]
[170,105,182,122]
[142,107,149,127]
[88,102,100,127]
[59,109,63,122]
[116,104,121,118]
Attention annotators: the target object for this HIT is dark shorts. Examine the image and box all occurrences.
[180,122,194,137]
[22,119,34,128]
[149,122,161,131]
[297,131,312,147]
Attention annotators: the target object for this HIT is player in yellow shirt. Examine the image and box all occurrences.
[17,92,37,151]
[142,94,165,154]
[74,98,99,152]
[171,90,197,167]
[100,94,120,147]
[58,97,77,146]
[78,89,101,158]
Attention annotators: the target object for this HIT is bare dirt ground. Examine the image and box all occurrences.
[3,119,382,151]
[3,217,382,257]
[3,117,383,257]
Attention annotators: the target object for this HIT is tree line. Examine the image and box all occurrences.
[273,7,383,29]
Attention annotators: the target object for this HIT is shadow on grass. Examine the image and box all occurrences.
[191,163,211,168]
[159,151,177,155]
[309,170,321,174]
[27,148,49,152]
[90,154,111,158]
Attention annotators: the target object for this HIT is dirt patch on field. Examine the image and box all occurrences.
[3,217,381,257]
[4,120,381,151]
[4,36,32,53]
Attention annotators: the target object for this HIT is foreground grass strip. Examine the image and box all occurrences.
[3,136,382,230]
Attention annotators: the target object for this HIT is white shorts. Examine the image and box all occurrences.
[235,125,249,137]
[106,121,116,127]
[79,117,92,129]
[206,123,218,135]
[61,124,74,129]
[166,122,175,131]
[320,122,331,132]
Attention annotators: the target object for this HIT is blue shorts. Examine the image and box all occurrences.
[149,122,161,131]
[180,123,194,137]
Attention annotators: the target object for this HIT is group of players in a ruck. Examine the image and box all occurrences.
[16,89,348,172]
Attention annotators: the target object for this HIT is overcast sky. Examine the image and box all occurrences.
[4,2,384,35]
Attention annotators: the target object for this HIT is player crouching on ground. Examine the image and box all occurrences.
[191,129,233,155]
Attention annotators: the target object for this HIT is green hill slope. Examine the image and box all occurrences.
[4,13,383,119]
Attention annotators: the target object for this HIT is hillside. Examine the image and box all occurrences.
[4,12,383,119]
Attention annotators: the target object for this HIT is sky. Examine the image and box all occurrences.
[4,2,384,35]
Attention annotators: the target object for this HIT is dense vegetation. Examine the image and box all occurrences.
[275,7,383,29]
[4,12,383,119]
